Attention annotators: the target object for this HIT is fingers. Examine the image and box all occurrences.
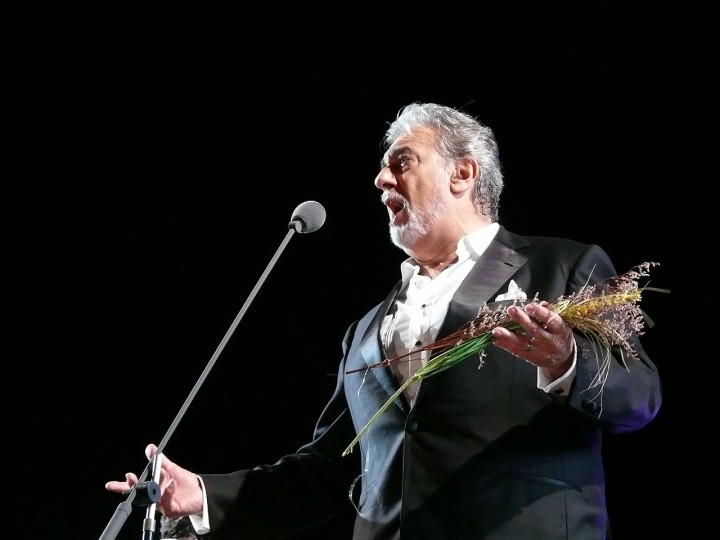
[145,443,159,461]
[509,303,561,338]
[159,477,176,511]
[104,472,139,493]
[504,304,548,340]
[144,444,179,493]
[522,303,555,330]
[157,464,176,492]
[491,303,564,358]
[105,443,160,495]
[104,480,127,493]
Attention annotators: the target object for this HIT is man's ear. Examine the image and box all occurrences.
[450,157,479,194]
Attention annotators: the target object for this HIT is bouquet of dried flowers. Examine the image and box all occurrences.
[342,262,668,456]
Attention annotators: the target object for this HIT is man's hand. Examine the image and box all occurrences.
[491,302,575,379]
[105,444,205,518]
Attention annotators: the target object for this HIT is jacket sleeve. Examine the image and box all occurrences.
[200,324,361,540]
[560,244,662,433]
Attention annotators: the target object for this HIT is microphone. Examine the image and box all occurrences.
[288,200,326,233]
[99,200,326,540]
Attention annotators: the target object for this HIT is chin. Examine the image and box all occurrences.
[390,224,417,250]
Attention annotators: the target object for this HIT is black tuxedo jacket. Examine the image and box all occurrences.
[201,226,662,540]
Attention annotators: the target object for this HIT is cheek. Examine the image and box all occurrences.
[412,173,442,198]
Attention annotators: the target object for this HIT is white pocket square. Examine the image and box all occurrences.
[495,279,527,302]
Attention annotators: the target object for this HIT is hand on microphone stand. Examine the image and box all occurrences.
[105,444,204,519]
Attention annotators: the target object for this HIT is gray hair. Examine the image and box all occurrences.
[383,103,504,222]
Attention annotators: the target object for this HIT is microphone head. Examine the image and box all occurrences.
[288,200,326,233]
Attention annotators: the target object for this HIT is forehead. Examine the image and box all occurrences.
[382,126,437,164]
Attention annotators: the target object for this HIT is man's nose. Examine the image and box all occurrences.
[374,167,395,190]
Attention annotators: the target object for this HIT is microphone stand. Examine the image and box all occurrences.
[141,453,163,540]
[99,204,323,540]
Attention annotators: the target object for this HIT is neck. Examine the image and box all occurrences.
[405,217,492,278]
[414,249,460,279]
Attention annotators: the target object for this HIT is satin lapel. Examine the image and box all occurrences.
[358,281,404,405]
[440,237,528,339]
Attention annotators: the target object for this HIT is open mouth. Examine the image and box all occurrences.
[383,195,407,223]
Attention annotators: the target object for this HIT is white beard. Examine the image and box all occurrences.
[390,192,449,250]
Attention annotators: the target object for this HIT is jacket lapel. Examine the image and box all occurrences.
[440,234,528,339]
[358,281,407,409]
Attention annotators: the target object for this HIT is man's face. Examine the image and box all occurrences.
[376,127,452,250]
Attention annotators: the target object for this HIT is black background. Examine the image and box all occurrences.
[9,6,682,539]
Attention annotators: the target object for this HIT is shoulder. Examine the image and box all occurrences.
[496,225,617,280]
[497,224,605,257]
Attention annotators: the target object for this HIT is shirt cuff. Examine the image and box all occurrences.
[537,339,577,396]
[188,475,210,535]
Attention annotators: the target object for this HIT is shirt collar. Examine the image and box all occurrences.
[399,222,500,282]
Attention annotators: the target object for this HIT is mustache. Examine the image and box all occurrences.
[381,192,408,210]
